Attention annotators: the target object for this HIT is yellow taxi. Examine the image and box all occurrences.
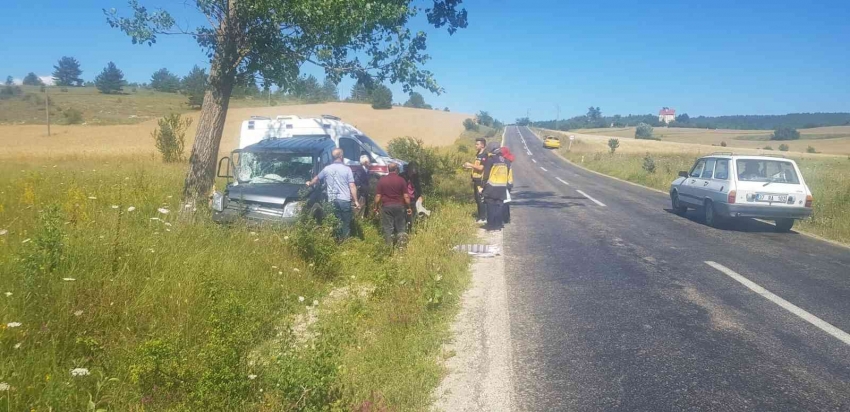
[543,135,561,149]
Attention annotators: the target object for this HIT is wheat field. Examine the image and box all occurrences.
[0,102,471,159]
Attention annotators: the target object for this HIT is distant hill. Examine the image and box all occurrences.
[535,112,850,131]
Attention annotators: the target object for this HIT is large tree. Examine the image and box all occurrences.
[182,65,208,108]
[150,68,182,92]
[370,84,393,109]
[23,72,45,86]
[404,91,426,108]
[106,0,468,216]
[52,56,83,86]
[349,82,370,102]
[95,62,126,94]
[320,77,338,102]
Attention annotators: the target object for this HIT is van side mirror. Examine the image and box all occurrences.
[678,171,689,178]
[217,157,233,178]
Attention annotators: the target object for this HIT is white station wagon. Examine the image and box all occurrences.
[670,154,813,232]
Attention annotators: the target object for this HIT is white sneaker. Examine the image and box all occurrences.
[477,219,487,224]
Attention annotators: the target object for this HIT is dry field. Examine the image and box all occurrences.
[0,102,471,159]
[571,126,850,155]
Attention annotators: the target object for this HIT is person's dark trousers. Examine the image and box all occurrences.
[485,198,504,230]
[406,196,419,232]
[472,180,486,220]
[357,186,369,218]
[332,200,353,240]
[381,204,407,245]
[503,201,511,224]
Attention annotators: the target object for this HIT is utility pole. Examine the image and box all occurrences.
[556,104,560,130]
[45,88,50,136]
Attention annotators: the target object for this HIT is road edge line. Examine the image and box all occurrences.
[524,127,850,251]
[705,261,850,346]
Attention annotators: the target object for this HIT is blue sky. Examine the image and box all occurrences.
[2,0,849,122]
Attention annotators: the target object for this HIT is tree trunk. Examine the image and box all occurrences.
[179,58,235,220]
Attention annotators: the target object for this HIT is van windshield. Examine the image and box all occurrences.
[736,159,800,184]
[237,152,314,184]
[355,134,389,157]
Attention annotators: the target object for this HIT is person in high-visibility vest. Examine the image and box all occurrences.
[463,137,488,223]
[500,146,515,224]
[481,143,512,231]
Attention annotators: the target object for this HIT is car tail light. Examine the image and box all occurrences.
[727,190,736,204]
[805,195,813,208]
[368,164,388,174]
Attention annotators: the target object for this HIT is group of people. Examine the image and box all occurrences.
[307,147,425,246]
[463,137,514,232]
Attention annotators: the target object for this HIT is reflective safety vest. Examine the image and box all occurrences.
[486,159,511,187]
[471,151,487,180]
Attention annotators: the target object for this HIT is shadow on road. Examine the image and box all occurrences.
[663,208,799,235]
[513,190,588,209]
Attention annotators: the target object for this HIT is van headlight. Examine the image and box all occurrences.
[212,191,226,212]
[282,201,302,218]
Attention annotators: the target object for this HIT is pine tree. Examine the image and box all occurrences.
[23,72,45,86]
[370,85,393,110]
[52,57,83,86]
[349,82,369,102]
[95,62,126,94]
[182,65,207,109]
[150,68,181,92]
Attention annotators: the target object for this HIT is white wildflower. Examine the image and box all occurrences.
[292,268,300,272]
[309,263,314,267]
[248,374,257,380]
[157,208,169,214]
[73,310,83,317]
[22,238,31,244]
[0,229,7,236]
[149,217,161,221]
[7,322,22,328]
[13,343,21,349]
[0,382,9,391]
[278,271,283,275]
[111,205,119,209]
[184,204,192,209]
[127,206,136,212]
[272,266,278,269]
[284,236,289,240]
[249,232,257,236]
[62,278,76,281]
[298,296,305,302]
[88,196,97,200]
[312,300,319,306]
[4,292,11,297]
[167,195,173,199]
[164,222,172,227]
[254,238,259,242]
[70,368,90,377]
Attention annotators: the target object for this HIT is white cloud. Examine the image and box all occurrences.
[11,78,22,85]
[39,76,55,86]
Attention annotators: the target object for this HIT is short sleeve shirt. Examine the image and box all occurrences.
[376,173,408,206]
[318,163,354,202]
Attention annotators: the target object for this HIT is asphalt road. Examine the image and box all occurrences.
[502,125,850,411]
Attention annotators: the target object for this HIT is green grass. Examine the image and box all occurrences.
[0,153,475,410]
[558,147,850,244]
[0,86,306,125]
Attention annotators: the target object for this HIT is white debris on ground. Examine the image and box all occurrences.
[435,229,514,411]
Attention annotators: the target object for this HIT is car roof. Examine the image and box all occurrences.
[239,136,335,155]
[698,153,797,163]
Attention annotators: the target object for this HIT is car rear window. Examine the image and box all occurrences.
[736,159,800,184]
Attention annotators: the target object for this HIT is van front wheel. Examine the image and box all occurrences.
[775,218,794,233]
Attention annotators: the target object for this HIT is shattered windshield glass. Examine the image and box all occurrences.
[237,152,314,184]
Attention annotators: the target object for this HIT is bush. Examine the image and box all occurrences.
[456,144,469,154]
[771,127,800,141]
[463,118,478,131]
[763,146,774,151]
[779,144,790,152]
[720,141,727,147]
[370,85,393,109]
[386,136,452,190]
[642,153,656,174]
[635,123,654,139]
[152,113,192,162]
[608,138,620,154]
[807,146,817,153]
[63,107,84,124]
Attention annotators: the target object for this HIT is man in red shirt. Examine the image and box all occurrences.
[374,163,412,246]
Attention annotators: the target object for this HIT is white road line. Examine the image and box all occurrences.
[531,158,537,163]
[556,177,570,185]
[576,190,606,207]
[705,261,850,346]
[539,166,548,172]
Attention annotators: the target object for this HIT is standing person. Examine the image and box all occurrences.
[462,138,488,223]
[500,147,515,224]
[352,155,371,217]
[306,148,360,241]
[373,163,413,246]
[481,143,511,231]
[402,161,424,230]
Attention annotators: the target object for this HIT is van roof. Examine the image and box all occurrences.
[239,136,335,154]
[701,153,797,162]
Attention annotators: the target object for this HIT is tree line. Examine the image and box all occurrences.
[530,106,850,131]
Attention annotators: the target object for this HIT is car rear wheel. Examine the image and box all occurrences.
[671,192,688,215]
[704,200,721,228]
[775,218,794,233]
